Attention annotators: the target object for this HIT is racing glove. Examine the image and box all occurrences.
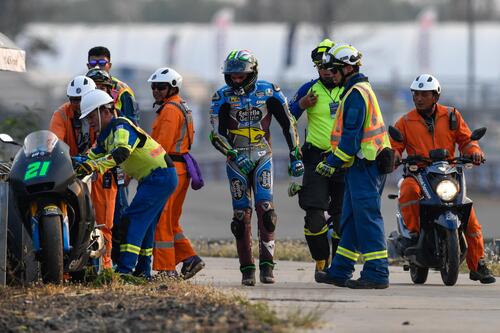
[288,147,304,177]
[315,160,336,177]
[228,149,255,175]
[75,160,98,178]
[287,182,302,197]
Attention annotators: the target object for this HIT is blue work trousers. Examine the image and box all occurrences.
[116,167,177,277]
[326,159,389,284]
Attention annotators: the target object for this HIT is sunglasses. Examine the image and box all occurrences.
[329,66,344,74]
[88,59,109,67]
[151,83,169,91]
[69,96,81,103]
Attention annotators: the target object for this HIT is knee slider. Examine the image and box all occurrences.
[231,209,249,240]
[304,209,327,234]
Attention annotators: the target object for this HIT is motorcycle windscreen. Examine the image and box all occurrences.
[22,130,59,157]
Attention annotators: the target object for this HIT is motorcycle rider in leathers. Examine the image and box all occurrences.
[210,49,304,286]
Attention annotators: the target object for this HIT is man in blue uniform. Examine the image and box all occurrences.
[75,89,177,279]
[210,49,303,286]
[315,44,392,289]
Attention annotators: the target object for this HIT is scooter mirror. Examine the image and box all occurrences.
[0,133,14,143]
[0,133,21,146]
[388,126,404,143]
[470,127,487,141]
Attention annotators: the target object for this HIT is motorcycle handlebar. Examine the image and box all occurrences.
[398,155,485,167]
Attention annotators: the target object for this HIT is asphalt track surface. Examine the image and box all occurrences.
[195,257,500,333]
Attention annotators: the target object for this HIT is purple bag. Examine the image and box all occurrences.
[183,152,204,190]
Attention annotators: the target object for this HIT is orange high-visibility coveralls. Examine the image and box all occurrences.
[391,103,484,271]
[151,94,197,271]
[49,102,117,269]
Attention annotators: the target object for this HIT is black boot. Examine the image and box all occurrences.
[470,260,496,284]
[346,278,389,289]
[259,263,275,284]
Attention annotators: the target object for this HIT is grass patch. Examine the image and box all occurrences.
[193,239,313,262]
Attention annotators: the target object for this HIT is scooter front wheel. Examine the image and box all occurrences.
[410,264,429,284]
[440,229,460,286]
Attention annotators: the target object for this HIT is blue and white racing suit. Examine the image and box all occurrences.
[210,80,300,271]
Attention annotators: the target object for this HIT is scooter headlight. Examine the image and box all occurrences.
[436,180,458,201]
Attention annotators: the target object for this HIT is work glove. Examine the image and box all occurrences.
[315,160,336,177]
[75,160,98,178]
[288,147,304,177]
[228,149,255,175]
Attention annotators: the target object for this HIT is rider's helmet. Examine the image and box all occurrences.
[148,67,183,89]
[86,68,113,87]
[322,43,362,68]
[311,38,335,67]
[79,89,114,119]
[67,75,96,97]
[222,49,258,93]
[410,74,441,96]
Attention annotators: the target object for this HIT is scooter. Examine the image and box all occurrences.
[0,131,104,284]
[387,126,486,286]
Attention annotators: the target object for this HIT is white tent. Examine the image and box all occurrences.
[0,32,26,72]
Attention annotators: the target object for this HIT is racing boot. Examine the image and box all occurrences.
[469,259,496,284]
[241,266,256,286]
[259,262,275,284]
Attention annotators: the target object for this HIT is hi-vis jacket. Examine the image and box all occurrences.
[327,73,390,167]
[88,117,170,181]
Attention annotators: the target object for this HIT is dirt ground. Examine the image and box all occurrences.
[0,279,276,333]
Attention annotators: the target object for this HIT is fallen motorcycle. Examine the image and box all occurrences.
[0,131,104,284]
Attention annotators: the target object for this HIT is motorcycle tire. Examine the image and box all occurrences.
[440,229,460,286]
[40,215,64,284]
[410,264,429,284]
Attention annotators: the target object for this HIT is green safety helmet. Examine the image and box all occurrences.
[311,38,335,66]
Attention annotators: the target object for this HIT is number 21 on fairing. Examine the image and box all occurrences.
[24,161,51,181]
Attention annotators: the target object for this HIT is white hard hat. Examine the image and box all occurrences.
[410,74,441,95]
[323,43,362,67]
[67,75,96,97]
[148,67,183,89]
[80,89,113,119]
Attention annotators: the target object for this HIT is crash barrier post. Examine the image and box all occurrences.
[0,181,8,286]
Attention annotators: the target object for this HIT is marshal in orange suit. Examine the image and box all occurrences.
[49,75,117,269]
[149,67,204,279]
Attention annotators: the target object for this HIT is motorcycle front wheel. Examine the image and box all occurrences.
[440,229,460,286]
[410,264,429,284]
[40,215,64,284]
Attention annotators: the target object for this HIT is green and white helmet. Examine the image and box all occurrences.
[323,43,362,68]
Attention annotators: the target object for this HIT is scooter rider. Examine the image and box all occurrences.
[209,49,303,286]
[289,38,345,281]
[391,74,495,284]
[75,89,177,279]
